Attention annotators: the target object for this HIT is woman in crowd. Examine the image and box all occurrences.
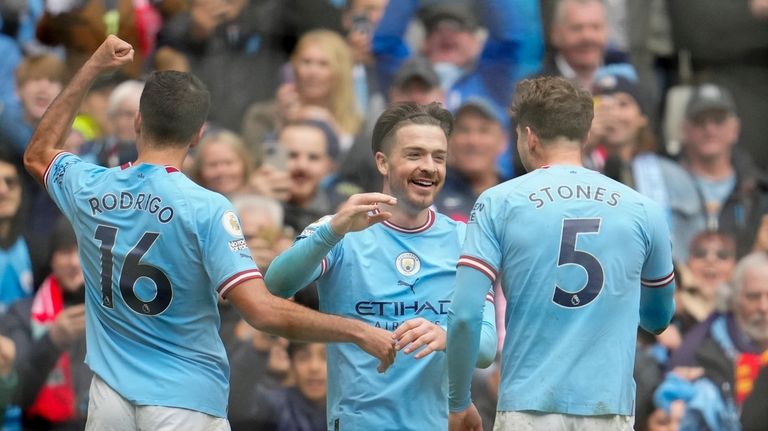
[189,129,254,197]
[588,72,699,263]
[241,29,361,161]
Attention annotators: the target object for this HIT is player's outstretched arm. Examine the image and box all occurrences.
[265,192,396,298]
[23,35,134,184]
[448,266,493,413]
[227,277,396,372]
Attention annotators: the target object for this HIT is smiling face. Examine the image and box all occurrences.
[280,124,333,207]
[293,42,335,104]
[18,78,63,124]
[376,124,447,213]
[450,111,504,178]
[593,92,647,149]
[551,0,607,74]
[198,140,247,196]
[686,235,736,299]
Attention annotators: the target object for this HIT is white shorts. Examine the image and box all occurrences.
[85,375,230,431]
[494,411,634,431]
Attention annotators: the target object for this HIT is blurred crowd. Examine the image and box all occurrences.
[0,0,767,430]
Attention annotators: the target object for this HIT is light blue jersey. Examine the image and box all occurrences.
[44,152,262,418]
[458,165,674,416]
[270,210,495,431]
[0,237,33,314]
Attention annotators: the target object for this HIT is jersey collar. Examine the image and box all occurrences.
[382,209,435,234]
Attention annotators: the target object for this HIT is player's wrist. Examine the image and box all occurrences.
[319,220,345,243]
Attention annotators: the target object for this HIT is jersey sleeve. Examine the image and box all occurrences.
[265,216,342,298]
[295,215,341,277]
[44,152,104,216]
[199,198,262,297]
[640,201,675,288]
[458,193,501,283]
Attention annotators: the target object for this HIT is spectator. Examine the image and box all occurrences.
[0,149,32,315]
[541,0,607,86]
[35,0,145,78]
[0,53,65,160]
[227,321,290,431]
[231,193,289,273]
[666,0,768,171]
[435,98,505,222]
[682,231,737,321]
[80,80,144,167]
[277,120,340,232]
[679,84,768,258]
[157,0,287,131]
[268,342,327,431]
[741,363,768,431]
[242,30,361,159]
[588,72,699,262]
[666,252,768,430]
[190,130,254,197]
[0,336,15,414]
[342,0,389,119]
[373,0,543,113]
[1,218,89,430]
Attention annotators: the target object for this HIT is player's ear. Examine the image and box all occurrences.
[525,126,538,153]
[375,151,389,176]
[189,123,207,149]
[134,112,142,136]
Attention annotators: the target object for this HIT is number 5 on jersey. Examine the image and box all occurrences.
[553,218,604,308]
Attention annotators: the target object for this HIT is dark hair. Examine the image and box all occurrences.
[371,102,453,155]
[511,77,594,142]
[139,71,210,146]
[287,341,311,359]
[282,119,341,161]
[0,147,27,249]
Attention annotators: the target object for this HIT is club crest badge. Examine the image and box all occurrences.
[396,252,421,276]
[222,211,243,237]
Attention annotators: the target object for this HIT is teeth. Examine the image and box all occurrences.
[412,180,433,186]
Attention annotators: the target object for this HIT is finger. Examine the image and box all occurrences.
[402,334,430,354]
[392,319,416,338]
[412,343,435,359]
[396,327,429,351]
[350,192,397,206]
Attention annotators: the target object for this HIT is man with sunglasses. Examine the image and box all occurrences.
[680,84,768,257]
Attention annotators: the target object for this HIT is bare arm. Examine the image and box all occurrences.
[23,35,134,185]
[226,277,396,372]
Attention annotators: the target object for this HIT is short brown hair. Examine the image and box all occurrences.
[511,76,594,142]
[15,54,66,86]
[371,102,453,155]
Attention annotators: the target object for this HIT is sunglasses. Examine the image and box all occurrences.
[690,248,734,261]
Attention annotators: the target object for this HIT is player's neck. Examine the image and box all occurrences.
[535,144,584,168]
[134,140,188,168]
[381,203,431,230]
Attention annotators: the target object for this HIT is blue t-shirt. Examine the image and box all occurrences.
[44,152,261,417]
[460,165,674,416]
[0,237,32,314]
